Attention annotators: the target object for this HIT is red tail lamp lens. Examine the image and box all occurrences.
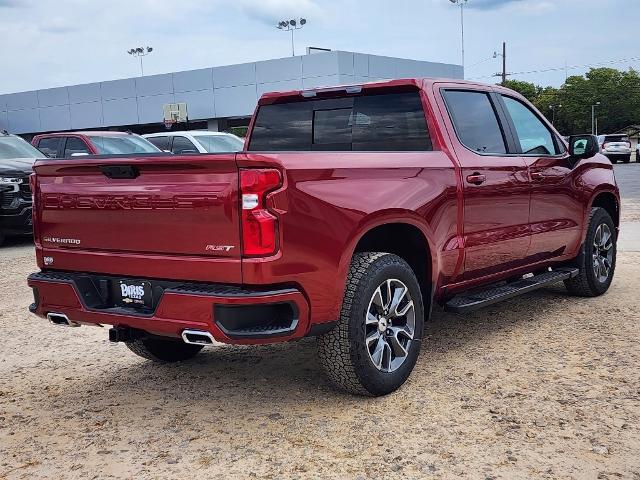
[240,169,281,256]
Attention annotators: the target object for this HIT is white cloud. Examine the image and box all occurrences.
[237,0,325,25]
[39,16,77,34]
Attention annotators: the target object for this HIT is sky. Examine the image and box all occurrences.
[0,0,637,95]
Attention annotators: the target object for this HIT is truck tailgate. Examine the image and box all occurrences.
[34,154,241,276]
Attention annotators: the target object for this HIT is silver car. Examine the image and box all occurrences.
[597,134,631,164]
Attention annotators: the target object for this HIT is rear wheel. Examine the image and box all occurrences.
[0,231,4,247]
[125,336,203,362]
[317,252,424,396]
[564,207,616,297]
[624,155,631,163]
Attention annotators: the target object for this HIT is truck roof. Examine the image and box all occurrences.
[34,131,135,137]
[257,77,501,105]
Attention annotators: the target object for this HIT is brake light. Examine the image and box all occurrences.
[240,169,281,256]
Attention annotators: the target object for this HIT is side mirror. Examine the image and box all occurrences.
[175,149,198,154]
[70,152,90,157]
[568,135,599,162]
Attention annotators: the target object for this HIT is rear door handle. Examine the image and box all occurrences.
[466,173,486,185]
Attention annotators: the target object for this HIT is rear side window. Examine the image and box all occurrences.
[248,91,431,151]
[63,137,91,157]
[443,90,506,154]
[37,137,62,158]
[147,136,170,151]
[171,136,199,154]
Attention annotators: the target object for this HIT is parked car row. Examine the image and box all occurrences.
[0,128,244,245]
[31,130,244,159]
[0,132,44,245]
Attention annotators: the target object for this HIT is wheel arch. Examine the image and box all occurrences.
[590,190,620,229]
[339,215,436,319]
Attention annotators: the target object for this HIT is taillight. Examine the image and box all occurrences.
[240,169,281,256]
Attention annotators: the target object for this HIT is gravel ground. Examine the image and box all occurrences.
[1,166,639,479]
[1,243,639,479]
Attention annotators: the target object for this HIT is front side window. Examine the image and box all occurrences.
[89,135,160,154]
[502,96,559,155]
[443,90,506,154]
[248,91,431,151]
[64,137,91,157]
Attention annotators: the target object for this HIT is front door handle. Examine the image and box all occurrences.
[530,171,544,181]
[466,173,486,185]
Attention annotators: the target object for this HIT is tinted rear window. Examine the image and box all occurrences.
[248,92,431,151]
[604,135,629,143]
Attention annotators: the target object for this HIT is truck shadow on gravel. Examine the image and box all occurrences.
[56,285,582,408]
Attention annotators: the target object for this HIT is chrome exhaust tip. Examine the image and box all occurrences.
[181,329,224,346]
[47,312,80,327]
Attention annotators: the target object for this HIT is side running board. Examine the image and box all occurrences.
[444,268,579,314]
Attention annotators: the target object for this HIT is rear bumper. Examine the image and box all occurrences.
[27,270,310,345]
[603,152,631,159]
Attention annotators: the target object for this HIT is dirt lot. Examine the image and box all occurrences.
[1,168,639,479]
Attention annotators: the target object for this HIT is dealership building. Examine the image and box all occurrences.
[0,50,463,137]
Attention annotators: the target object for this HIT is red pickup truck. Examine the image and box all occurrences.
[27,79,619,396]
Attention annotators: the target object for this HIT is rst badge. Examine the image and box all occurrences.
[205,245,235,252]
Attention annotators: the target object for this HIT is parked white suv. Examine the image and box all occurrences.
[143,131,244,154]
[597,134,631,163]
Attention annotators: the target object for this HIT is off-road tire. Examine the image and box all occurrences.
[125,336,203,362]
[564,207,616,297]
[317,252,424,396]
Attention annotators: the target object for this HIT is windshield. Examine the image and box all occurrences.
[0,136,45,160]
[88,135,160,154]
[192,134,244,153]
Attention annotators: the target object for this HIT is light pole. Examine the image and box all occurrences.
[449,0,468,75]
[591,102,601,135]
[491,42,507,84]
[549,104,561,125]
[127,46,153,76]
[277,18,307,57]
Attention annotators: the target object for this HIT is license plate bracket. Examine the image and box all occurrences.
[113,280,153,309]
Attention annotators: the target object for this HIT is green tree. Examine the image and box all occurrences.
[501,67,640,135]
[501,79,541,102]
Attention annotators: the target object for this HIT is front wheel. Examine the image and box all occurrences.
[564,207,616,297]
[317,252,424,396]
